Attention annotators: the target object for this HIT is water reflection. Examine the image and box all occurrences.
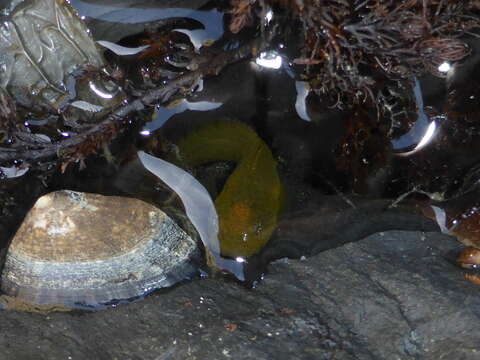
[255,51,283,69]
[138,151,246,281]
[392,77,438,155]
[143,99,222,133]
[2,0,480,308]
[70,0,224,46]
[295,81,310,121]
[0,166,28,179]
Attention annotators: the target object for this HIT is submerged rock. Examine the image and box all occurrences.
[1,190,199,307]
[0,231,478,359]
[0,0,102,106]
[0,0,123,116]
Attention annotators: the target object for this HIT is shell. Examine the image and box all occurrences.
[0,190,199,307]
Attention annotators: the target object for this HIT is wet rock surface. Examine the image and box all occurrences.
[0,230,479,359]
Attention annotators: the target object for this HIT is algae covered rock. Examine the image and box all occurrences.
[0,0,122,113]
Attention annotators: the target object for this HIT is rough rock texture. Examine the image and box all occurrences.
[0,230,479,359]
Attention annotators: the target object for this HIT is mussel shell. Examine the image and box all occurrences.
[1,190,199,306]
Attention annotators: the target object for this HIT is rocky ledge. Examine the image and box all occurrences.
[0,230,479,360]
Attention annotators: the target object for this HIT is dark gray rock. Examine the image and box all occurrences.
[0,230,479,360]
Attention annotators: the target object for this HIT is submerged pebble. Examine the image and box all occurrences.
[1,190,199,308]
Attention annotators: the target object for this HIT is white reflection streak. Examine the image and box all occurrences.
[142,99,223,132]
[173,29,207,52]
[137,151,245,281]
[69,1,225,46]
[97,40,150,56]
[70,100,104,112]
[89,81,114,99]
[438,62,451,73]
[295,81,311,121]
[0,166,28,178]
[394,77,439,156]
[415,120,436,150]
[255,51,282,69]
[429,205,459,234]
[265,9,273,23]
[397,121,437,157]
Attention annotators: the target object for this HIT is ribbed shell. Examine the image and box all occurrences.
[1,190,199,307]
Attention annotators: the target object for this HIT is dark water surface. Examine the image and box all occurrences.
[1,0,480,309]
